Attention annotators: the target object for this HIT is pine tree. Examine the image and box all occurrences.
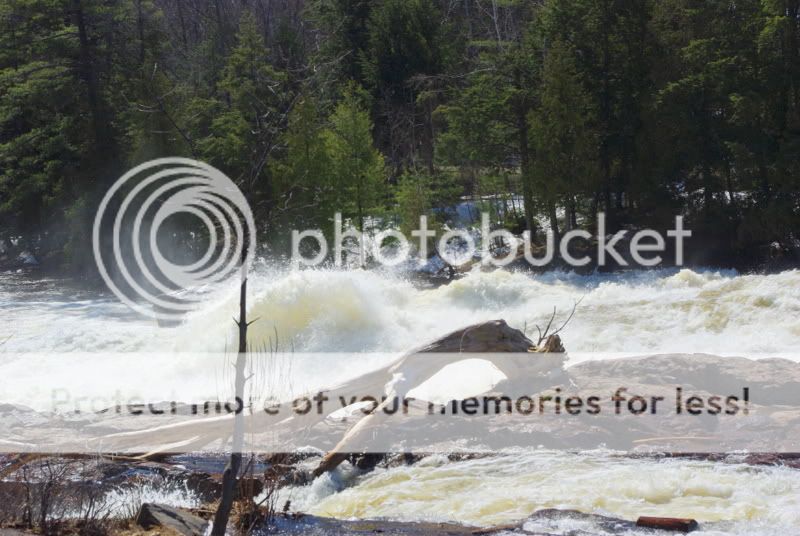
[362,0,445,171]
[308,0,373,86]
[324,84,386,231]
[270,95,332,232]
[395,172,433,237]
[529,39,598,240]
[0,0,133,271]
[437,0,539,233]
[195,11,287,193]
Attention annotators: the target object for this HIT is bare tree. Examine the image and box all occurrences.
[526,298,584,352]
[211,237,251,536]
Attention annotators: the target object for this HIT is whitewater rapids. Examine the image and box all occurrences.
[2,267,798,357]
[2,267,799,535]
[278,451,800,535]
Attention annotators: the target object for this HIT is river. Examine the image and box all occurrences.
[3,267,799,356]
[2,267,799,535]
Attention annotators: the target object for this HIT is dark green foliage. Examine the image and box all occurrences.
[323,83,386,231]
[1,0,798,271]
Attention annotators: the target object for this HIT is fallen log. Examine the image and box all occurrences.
[636,516,699,532]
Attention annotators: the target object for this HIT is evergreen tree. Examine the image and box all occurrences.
[395,172,433,237]
[270,95,332,232]
[0,0,136,270]
[1,0,798,270]
[324,84,386,231]
[362,0,446,172]
[194,11,287,194]
[529,39,598,239]
[308,0,373,86]
[437,0,539,233]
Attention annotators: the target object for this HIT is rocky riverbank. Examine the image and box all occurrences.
[3,437,800,534]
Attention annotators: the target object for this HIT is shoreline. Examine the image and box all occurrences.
[2,450,798,535]
[3,258,799,295]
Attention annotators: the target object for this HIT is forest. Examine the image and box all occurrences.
[1,0,799,274]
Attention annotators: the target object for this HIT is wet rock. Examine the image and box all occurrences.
[265,513,539,535]
[743,452,800,469]
[236,477,264,500]
[310,320,567,478]
[349,453,384,471]
[274,467,311,487]
[382,453,425,468]
[135,503,209,536]
[182,473,263,501]
[184,472,221,502]
[522,509,639,534]
[264,463,294,481]
[264,449,322,466]
[534,334,565,354]
[416,320,538,354]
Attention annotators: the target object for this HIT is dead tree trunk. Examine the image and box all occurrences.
[212,252,249,536]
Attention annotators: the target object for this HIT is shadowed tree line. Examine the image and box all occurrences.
[1,0,799,273]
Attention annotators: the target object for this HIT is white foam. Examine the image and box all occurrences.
[3,268,799,358]
[291,451,800,535]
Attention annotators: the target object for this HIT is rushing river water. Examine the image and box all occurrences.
[3,267,800,356]
[281,452,800,535]
[2,267,800,535]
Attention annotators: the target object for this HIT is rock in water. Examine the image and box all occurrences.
[310,320,566,478]
[414,320,539,353]
[135,503,209,536]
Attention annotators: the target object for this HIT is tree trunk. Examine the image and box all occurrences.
[423,100,435,175]
[72,0,104,152]
[548,201,560,247]
[311,320,565,478]
[703,162,714,210]
[725,161,738,212]
[175,0,188,48]
[599,3,614,231]
[566,197,577,231]
[211,254,248,536]
[135,0,145,64]
[517,113,535,234]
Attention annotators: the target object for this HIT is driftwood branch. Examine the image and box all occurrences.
[529,297,584,348]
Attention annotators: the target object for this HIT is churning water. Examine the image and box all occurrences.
[2,267,799,535]
[3,267,799,356]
